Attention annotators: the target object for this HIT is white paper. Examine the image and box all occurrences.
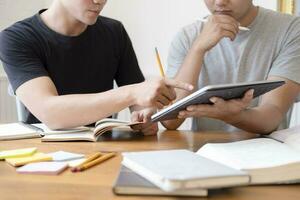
[17,162,68,175]
[47,151,84,162]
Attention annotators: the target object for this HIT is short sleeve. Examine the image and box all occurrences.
[114,23,144,87]
[166,22,201,78]
[269,19,300,84]
[0,27,48,93]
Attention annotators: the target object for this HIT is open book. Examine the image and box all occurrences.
[41,118,142,142]
[197,126,300,185]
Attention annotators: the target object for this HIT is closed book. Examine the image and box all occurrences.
[0,122,89,141]
[0,123,41,140]
[113,165,208,197]
[122,149,249,192]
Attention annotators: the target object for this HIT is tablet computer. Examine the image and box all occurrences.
[151,80,285,122]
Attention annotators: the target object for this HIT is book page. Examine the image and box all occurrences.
[33,123,91,135]
[0,123,39,140]
[284,134,300,152]
[196,138,300,170]
[41,131,95,142]
[94,118,142,136]
[269,125,300,143]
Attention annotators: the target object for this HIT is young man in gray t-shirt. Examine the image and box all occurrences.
[163,0,300,133]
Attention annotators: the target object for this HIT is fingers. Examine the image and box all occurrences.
[142,123,158,136]
[217,24,238,40]
[164,78,194,91]
[209,15,239,30]
[209,15,239,28]
[242,89,254,104]
[208,15,239,40]
[160,85,176,101]
[157,95,172,107]
[132,122,158,135]
[131,111,141,122]
[131,123,144,130]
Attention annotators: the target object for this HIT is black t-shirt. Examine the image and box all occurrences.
[0,10,145,124]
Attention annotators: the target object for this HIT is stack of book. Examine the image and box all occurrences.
[114,126,300,197]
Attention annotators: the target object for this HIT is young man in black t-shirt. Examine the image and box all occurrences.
[0,0,193,135]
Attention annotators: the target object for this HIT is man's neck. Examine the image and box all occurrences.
[238,5,259,27]
[41,1,87,36]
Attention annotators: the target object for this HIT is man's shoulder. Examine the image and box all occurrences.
[0,14,39,44]
[261,7,300,29]
[172,20,202,45]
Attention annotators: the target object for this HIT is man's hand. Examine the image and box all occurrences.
[131,108,158,136]
[194,15,239,52]
[178,89,254,124]
[132,78,193,109]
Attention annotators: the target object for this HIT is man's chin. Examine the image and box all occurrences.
[83,18,98,26]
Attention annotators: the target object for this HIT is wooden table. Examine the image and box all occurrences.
[0,130,299,200]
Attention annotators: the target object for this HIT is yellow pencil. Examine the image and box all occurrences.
[75,152,116,172]
[155,47,165,77]
[71,152,102,172]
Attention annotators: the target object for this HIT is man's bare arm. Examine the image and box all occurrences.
[16,76,193,129]
[229,77,300,134]
[177,77,300,134]
[162,15,240,130]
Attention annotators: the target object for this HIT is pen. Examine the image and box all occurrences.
[199,19,250,31]
[155,47,165,77]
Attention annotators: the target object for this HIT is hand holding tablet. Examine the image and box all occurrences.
[151,80,285,122]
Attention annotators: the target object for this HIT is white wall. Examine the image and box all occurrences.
[102,0,278,78]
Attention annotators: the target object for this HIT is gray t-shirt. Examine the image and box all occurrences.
[167,7,300,132]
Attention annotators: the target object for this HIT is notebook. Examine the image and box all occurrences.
[122,150,249,192]
[47,151,85,162]
[197,126,300,184]
[151,80,285,122]
[0,147,37,160]
[0,123,41,140]
[113,165,208,197]
[0,122,89,141]
[41,118,142,142]
[16,162,68,175]
[6,152,52,167]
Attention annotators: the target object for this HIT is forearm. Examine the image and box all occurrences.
[228,104,284,134]
[175,46,205,89]
[37,85,135,129]
[162,47,206,130]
